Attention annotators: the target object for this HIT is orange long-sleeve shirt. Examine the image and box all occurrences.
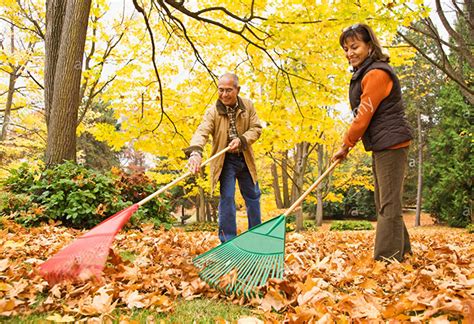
[343,69,411,150]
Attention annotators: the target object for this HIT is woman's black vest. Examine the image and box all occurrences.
[349,58,413,151]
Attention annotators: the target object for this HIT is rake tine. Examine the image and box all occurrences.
[257,254,276,286]
[204,248,246,285]
[198,245,233,266]
[229,252,263,295]
[200,247,237,273]
[242,255,267,296]
[227,252,260,294]
[271,253,283,278]
[234,254,264,295]
[248,254,272,290]
[254,254,279,292]
[240,252,274,296]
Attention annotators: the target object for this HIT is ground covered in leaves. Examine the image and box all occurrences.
[0,218,473,322]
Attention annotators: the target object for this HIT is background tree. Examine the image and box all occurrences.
[418,6,473,227]
[44,0,92,165]
[0,0,44,171]
[397,27,444,226]
[423,82,472,227]
[398,0,474,105]
[77,101,120,170]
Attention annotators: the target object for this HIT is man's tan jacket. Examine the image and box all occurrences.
[185,97,262,191]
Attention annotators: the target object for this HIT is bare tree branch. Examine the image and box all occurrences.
[435,0,474,67]
[158,0,321,88]
[25,69,44,89]
[132,0,183,139]
[156,0,218,83]
[16,0,45,39]
[397,31,474,102]
[0,105,25,112]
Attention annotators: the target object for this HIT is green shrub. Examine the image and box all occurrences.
[3,162,126,228]
[2,162,175,229]
[467,224,474,233]
[113,169,175,228]
[283,215,318,232]
[330,220,374,231]
[184,222,218,232]
[303,220,318,231]
[423,83,472,228]
[2,163,37,193]
[0,191,30,214]
[318,185,376,220]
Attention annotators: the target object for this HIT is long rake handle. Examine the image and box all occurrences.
[137,147,231,206]
[283,158,341,217]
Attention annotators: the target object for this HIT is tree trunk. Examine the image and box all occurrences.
[282,150,290,207]
[1,73,16,142]
[291,142,309,232]
[1,26,17,142]
[316,144,324,226]
[415,109,423,226]
[271,162,284,208]
[195,195,201,222]
[205,199,212,222]
[44,0,66,127]
[44,0,92,165]
[197,187,206,222]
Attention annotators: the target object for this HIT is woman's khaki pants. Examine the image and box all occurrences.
[373,147,411,261]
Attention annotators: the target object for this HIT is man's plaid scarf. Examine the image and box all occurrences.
[227,103,239,144]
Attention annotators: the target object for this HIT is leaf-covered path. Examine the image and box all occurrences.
[0,219,473,322]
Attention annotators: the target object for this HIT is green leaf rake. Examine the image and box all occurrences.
[193,158,341,297]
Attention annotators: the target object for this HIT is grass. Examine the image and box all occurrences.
[119,250,137,263]
[156,298,256,323]
[0,298,258,323]
[329,220,374,231]
[466,223,474,233]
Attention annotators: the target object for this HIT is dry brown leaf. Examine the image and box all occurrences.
[218,268,238,289]
[237,316,264,324]
[0,258,9,272]
[123,291,147,309]
[0,299,16,313]
[259,289,287,312]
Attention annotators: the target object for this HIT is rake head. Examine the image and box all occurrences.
[39,204,139,284]
[193,215,286,297]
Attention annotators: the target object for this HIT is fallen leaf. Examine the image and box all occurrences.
[260,289,287,312]
[124,290,147,309]
[0,259,9,272]
[45,313,75,323]
[237,316,264,324]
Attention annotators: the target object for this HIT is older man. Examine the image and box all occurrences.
[185,73,262,242]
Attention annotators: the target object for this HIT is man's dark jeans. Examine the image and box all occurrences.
[218,153,261,242]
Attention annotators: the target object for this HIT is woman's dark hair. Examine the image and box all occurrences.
[339,24,390,63]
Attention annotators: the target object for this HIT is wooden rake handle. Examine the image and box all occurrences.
[137,146,231,206]
[283,158,342,217]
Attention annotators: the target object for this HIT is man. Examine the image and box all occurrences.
[185,73,262,242]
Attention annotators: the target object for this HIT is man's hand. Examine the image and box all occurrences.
[331,144,350,162]
[228,138,241,153]
[188,152,202,174]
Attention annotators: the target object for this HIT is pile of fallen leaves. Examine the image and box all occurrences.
[0,218,473,322]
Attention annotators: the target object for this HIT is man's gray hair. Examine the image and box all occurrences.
[219,73,239,88]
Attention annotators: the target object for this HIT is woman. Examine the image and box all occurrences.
[332,24,413,262]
